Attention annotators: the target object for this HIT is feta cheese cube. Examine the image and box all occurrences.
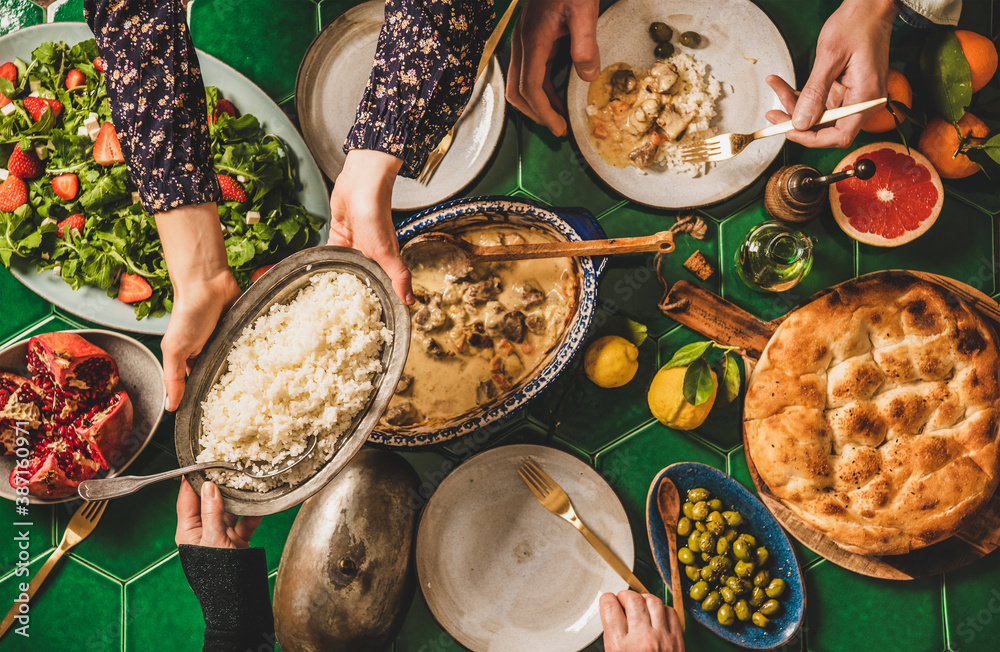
[88,112,99,121]
[131,192,141,204]
[236,175,246,183]
[77,125,89,137]
[83,116,100,132]
[45,139,55,151]
[29,80,40,92]
[87,125,100,141]
[40,253,49,260]
[0,103,15,116]
[245,211,261,225]
[27,91,39,98]
[34,145,48,160]
[52,266,61,276]
[0,169,8,181]
[40,217,55,227]
[70,228,80,238]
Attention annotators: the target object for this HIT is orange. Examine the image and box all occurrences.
[954,30,998,92]
[829,142,943,247]
[917,113,990,179]
[861,68,912,133]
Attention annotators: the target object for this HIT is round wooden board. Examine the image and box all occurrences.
[740,270,1000,580]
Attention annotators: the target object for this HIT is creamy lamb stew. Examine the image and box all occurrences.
[384,225,578,428]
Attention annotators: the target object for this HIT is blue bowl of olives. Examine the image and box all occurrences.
[646,462,805,649]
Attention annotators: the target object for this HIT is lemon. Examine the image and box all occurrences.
[584,335,639,388]
[648,365,717,430]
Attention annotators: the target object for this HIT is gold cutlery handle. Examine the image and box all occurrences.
[754,97,887,139]
[576,521,649,594]
[0,546,67,638]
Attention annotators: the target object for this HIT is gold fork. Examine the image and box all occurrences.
[0,500,108,638]
[518,458,649,594]
[418,0,521,183]
[680,97,887,164]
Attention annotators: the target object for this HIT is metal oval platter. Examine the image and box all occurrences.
[0,23,331,335]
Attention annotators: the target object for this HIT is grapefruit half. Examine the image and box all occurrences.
[829,142,943,247]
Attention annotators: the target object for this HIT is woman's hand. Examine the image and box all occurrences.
[155,202,242,411]
[765,0,896,148]
[601,591,685,652]
[175,477,262,549]
[328,149,413,305]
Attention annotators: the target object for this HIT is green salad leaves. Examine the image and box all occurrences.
[0,39,324,319]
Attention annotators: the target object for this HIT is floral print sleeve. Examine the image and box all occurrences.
[345,0,494,178]
[84,0,221,213]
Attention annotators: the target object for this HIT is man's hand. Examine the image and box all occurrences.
[601,591,685,652]
[175,477,262,548]
[765,0,896,148]
[507,0,600,137]
[329,149,413,305]
[155,202,241,411]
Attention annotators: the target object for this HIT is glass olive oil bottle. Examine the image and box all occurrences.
[735,221,815,293]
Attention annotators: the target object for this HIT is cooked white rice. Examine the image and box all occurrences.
[198,271,390,492]
[653,52,723,177]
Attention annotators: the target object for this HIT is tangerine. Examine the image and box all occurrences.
[917,113,990,179]
[954,30,998,92]
[861,68,912,133]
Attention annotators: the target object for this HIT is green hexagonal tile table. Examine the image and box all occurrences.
[0,1,999,651]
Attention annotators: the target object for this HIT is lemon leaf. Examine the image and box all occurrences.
[683,357,714,406]
[719,353,741,405]
[624,318,648,347]
[665,341,713,369]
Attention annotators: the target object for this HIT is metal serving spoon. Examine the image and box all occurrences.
[76,434,319,501]
[401,230,678,279]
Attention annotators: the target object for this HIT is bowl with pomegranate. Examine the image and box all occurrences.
[0,330,165,503]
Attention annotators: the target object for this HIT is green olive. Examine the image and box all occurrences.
[735,561,755,578]
[649,21,673,43]
[699,532,716,554]
[687,488,710,503]
[752,611,770,627]
[753,569,772,588]
[700,565,719,582]
[676,517,692,537]
[680,30,702,47]
[707,498,724,511]
[720,586,736,604]
[716,536,730,556]
[725,576,751,595]
[695,521,707,532]
[760,599,781,616]
[732,538,750,561]
[734,599,751,622]
[678,548,695,565]
[723,528,739,543]
[750,586,767,607]
[701,552,712,563]
[722,511,744,527]
[755,546,770,566]
[685,565,701,582]
[707,510,724,524]
[709,555,732,574]
[682,501,696,520]
[717,603,735,626]
[688,532,701,553]
[765,578,787,599]
[689,580,710,601]
[701,591,721,612]
[706,519,725,535]
[738,533,756,547]
[653,42,675,60]
[691,501,709,521]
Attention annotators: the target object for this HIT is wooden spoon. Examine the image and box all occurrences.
[656,478,686,632]
[401,230,677,278]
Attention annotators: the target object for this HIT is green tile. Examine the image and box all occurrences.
[48,0,85,23]
[0,503,53,579]
[253,504,302,574]
[190,0,318,103]
[465,113,519,198]
[0,268,52,343]
[51,305,120,332]
[945,554,1000,652]
[527,336,656,454]
[719,201,855,322]
[4,315,77,346]
[0,555,121,651]
[395,589,463,652]
[806,561,942,652]
[125,554,205,652]
[319,0,361,27]
[856,198,994,294]
[0,0,43,37]
[151,404,176,456]
[61,446,180,580]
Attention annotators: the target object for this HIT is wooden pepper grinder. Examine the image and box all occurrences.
[764,158,876,223]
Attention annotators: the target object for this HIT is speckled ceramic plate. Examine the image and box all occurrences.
[368,196,605,448]
[295,0,506,211]
[1,23,331,335]
[417,444,634,652]
[0,329,165,505]
[566,0,794,209]
[647,463,805,649]
[174,246,410,516]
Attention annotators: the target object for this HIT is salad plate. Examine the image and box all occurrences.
[0,23,331,335]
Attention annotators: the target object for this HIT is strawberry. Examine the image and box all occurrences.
[250,264,275,284]
[0,62,16,84]
[93,57,105,73]
[93,122,124,166]
[52,173,79,201]
[216,173,247,202]
[0,176,27,212]
[23,96,63,122]
[57,213,85,239]
[211,98,237,123]
[8,144,43,180]
[118,273,152,303]
[65,68,86,90]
